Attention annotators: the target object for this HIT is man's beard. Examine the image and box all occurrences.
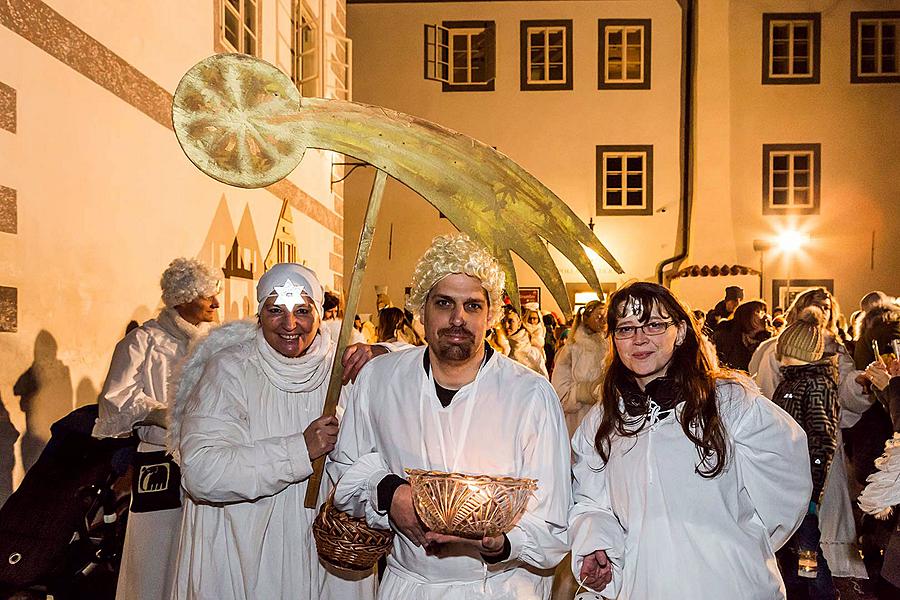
[433,326,477,362]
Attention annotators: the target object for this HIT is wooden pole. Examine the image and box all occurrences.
[304,169,388,509]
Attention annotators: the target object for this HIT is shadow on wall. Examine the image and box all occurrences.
[75,377,98,409]
[12,330,73,472]
[0,393,16,506]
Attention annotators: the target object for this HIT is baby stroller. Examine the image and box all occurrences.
[0,404,136,599]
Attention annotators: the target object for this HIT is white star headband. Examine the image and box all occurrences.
[269,278,308,311]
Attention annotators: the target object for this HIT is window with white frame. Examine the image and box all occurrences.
[598,19,651,90]
[763,13,820,84]
[596,145,653,216]
[291,1,318,97]
[424,21,495,91]
[520,20,572,91]
[851,12,900,83]
[763,144,821,215]
[217,0,260,56]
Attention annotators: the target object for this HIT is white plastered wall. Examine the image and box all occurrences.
[0,0,342,495]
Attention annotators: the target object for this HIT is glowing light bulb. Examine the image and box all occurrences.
[776,230,808,253]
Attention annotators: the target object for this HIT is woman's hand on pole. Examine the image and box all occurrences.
[303,415,339,461]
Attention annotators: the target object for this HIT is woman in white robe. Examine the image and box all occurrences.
[93,257,219,600]
[551,300,610,438]
[569,282,811,599]
[502,307,549,378]
[168,263,381,600]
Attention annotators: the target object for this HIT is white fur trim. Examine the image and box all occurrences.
[167,319,258,462]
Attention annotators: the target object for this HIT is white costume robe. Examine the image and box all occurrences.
[170,322,375,600]
[329,346,571,599]
[569,379,811,600]
[93,308,206,600]
[506,327,549,378]
[551,325,609,438]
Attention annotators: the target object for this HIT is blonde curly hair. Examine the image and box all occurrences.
[160,257,221,308]
[406,233,505,325]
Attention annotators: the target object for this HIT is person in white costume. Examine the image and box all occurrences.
[168,263,385,600]
[552,299,610,438]
[93,257,221,600]
[501,306,549,378]
[329,233,571,600]
[569,281,811,599]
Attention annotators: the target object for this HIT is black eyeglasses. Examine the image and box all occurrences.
[613,320,675,340]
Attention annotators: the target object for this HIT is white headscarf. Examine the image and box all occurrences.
[256,263,324,316]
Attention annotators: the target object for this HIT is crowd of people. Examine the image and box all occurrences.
[81,235,900,600]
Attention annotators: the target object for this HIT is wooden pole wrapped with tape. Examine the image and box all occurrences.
[172,54,623,508]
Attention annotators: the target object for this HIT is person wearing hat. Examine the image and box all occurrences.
[167,263,385,600]
[705,285,744,333]
[329,233,571,599]
[771,307,840,599]
[92,257,221,600]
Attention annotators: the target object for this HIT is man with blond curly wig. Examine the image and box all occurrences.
[329,233,571,599]
[93,257,221,600]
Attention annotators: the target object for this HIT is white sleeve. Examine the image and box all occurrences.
[93,329,164,438]
[328,373,392,530]
[836,346,873,428]
[747,339,769,377]
[729,388,811,550]
[568,406,625,598]
[754,344,782,400]
[178,357,312,503]
[503,384,571,570]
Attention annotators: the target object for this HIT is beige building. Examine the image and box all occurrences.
[0,0,350,498]
[344,0,899,316]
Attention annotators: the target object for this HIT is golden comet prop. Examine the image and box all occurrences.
[172,54,623,508]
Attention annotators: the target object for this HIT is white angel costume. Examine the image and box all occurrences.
[551,324,610,438]
[506,327,549,378]
[93,308,209,600]
[328,346,571,599]
[167,319,376,600]
[569,379,811,599]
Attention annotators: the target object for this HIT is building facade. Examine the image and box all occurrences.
[344,0,899,317]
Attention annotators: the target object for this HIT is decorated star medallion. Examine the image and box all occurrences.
[272,278,307,311]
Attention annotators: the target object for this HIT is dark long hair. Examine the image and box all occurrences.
[731,300,768,334]
[594,282,730,478]
[376,307,405,342]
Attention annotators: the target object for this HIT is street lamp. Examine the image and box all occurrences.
[775,230,809,254]
[776,230,808,306]
[754,230,809,306]
[752,239,772,300]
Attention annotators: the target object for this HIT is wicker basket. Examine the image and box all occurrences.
[313,496,394,571]
[405,469,537,539]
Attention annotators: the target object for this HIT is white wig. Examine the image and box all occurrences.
[160,258,221,308]
[406,233,505,325]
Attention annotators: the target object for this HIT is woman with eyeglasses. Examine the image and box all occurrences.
[568,282,811,599]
